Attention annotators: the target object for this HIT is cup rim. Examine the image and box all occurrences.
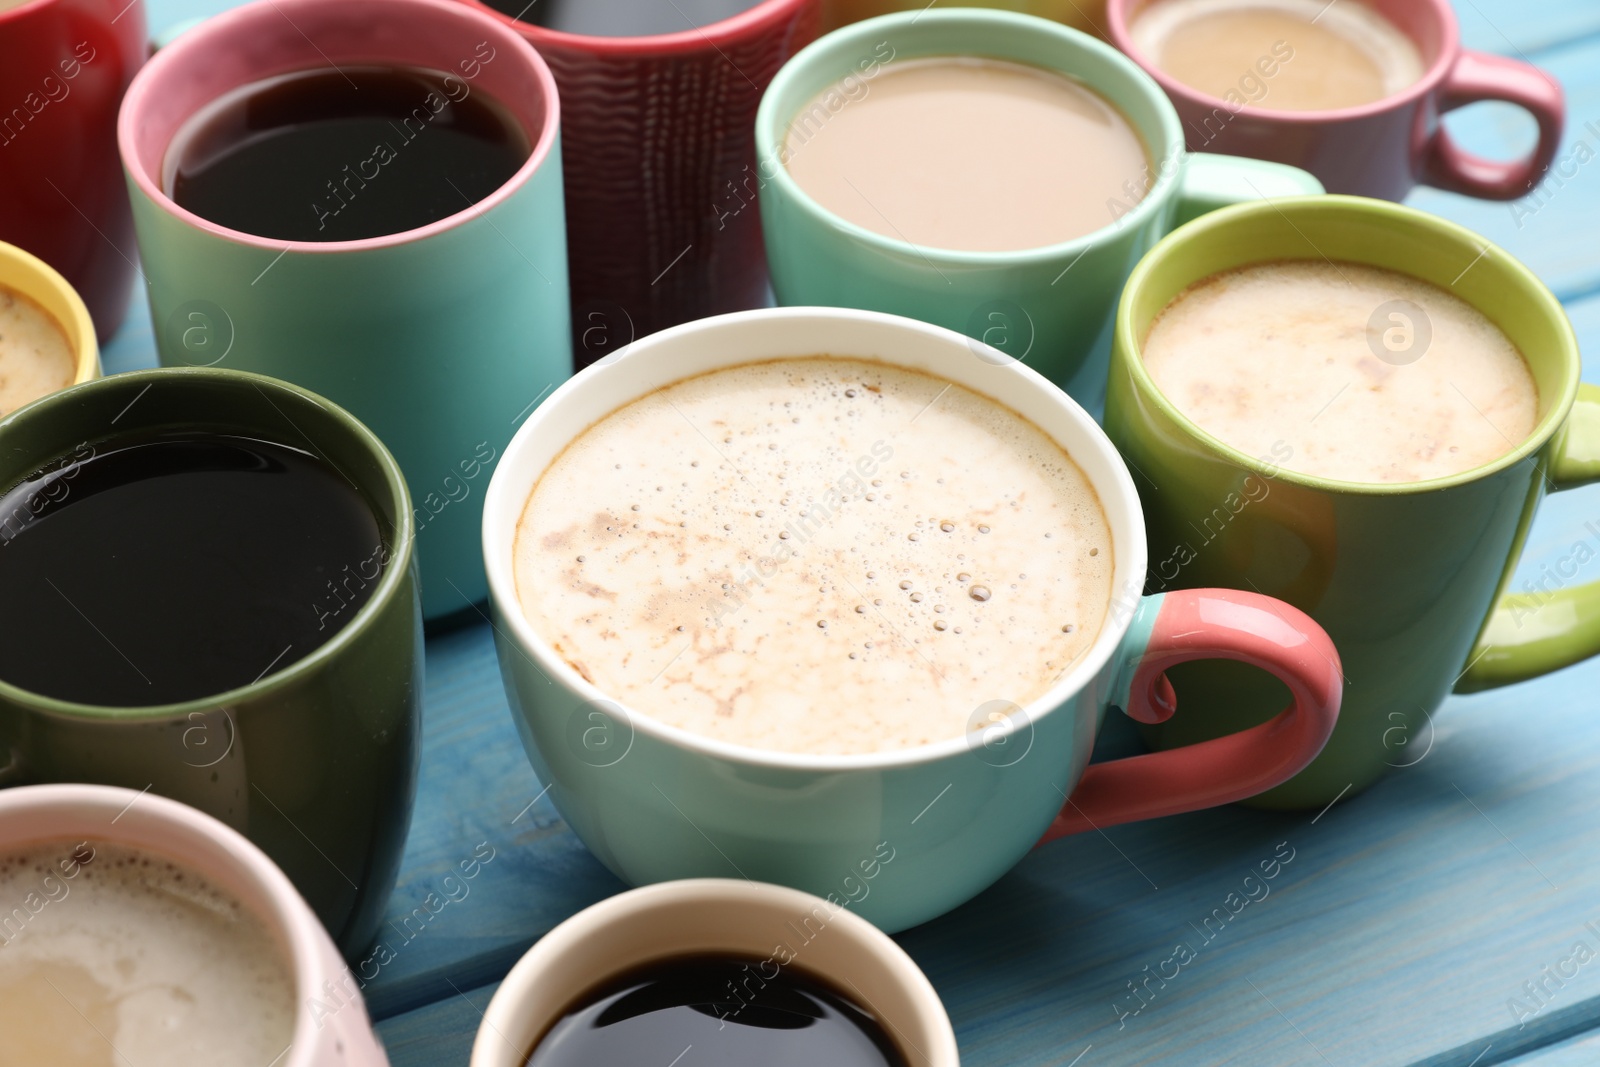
[0,366,416,719]
[0,239,99,388]
[1115,194,1578,496]
[1104,0,1460,123]
[472,878,959,1067]
[483,305,1148,772]
[0,783,332,1067]
[116,0,561,255]
[753,7,1188,266]
[457,0,808,55]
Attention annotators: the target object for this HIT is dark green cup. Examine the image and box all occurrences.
[0,367,422,955]
[1106,195,1599,808]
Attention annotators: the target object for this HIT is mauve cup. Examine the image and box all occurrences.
[455,0,819,365]
[1106,0,1565,201]
[0,0,145,342]
[119,0,572,621]
[0,784,389,1066]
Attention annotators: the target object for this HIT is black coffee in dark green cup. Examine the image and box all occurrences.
[0,368,421,958]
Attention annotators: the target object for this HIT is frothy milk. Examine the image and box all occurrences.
[1141,261,1539,484]
[1132,0,1425,111]
[0,285,75,415]
[513,358,1113,756]
[783,57,1151,253]
[0,840,297,1067]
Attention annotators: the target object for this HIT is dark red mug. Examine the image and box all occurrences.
[1106,0,1564,202]
[455,0,818,364]
[0,0,144,342]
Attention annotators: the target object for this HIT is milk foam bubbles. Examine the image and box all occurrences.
[0,840,297,1067]
[513,358,1113,756]
[0,285,75,415]
[1141,261,1539,484]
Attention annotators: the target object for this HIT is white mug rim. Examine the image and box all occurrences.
[481,306,1149,773]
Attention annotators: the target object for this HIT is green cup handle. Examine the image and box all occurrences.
[1174,154,1326,230]
[1458,382,1600,692]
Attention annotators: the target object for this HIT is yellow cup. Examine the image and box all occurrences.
[821,0,1108,36]
[0,239,101,403]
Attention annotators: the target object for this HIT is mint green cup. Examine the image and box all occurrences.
[1106,195,1599,809]
[118,0,573,620]
[754,8,1324,408]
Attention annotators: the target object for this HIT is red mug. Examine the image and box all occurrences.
[455,0,818,364]
[0,0,144,342]
[1106,0,1564,202]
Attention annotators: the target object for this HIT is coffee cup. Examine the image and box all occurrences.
[0,783,388,1065]
[471,879,958,1067]
[755,9,1323,410]
[0,238,100,399]
[1106,194,1596,808]
[1106,0,1565,201]
[483,306,1341,932]
[0,367,422,957]
[455,0,818,364]
[0,0,144,342]
[118,0,572,621]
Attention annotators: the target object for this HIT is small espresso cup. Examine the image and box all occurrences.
[0,0,145,342]
[0,238,101,396]
[119,0,572,620]
[472,879,958,1067]
[457,0,819,363]
[0,368,422,957]
[1106,0,1565,201]
[755,9,1323,409]
[0,784,389,1066]
[1106,195,1595,808]
[483,306,1342,933]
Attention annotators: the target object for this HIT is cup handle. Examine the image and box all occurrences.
[1037,589,1341,843]
[1456,383,1600,691]
[1421,49,1565,201]
[1171,154,1325,230]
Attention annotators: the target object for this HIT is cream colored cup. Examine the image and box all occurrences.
[471,879,959,1067]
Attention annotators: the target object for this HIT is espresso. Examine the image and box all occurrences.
[0,430,385,706]
[1131,0,1424,111]
[524,956,906,1067]
[1141,261,1539,484]
[168,65,530,242]
[0,840,296,1067]
[488,0,765,36]
[783,57,1150,253]
[513,358,1113,756]
[0,285,74,415]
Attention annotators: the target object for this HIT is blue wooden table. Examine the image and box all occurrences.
[104,1,1600,1063]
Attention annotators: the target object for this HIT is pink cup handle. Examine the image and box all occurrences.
[1422,49,1565,201]
[1038,589,1342,843]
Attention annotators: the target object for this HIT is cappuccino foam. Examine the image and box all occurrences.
[513,358,1113,756]
[1141,261,1539,484]
[0,285,75,415]
[0,840,297,1067]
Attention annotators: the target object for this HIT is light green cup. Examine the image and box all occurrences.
[117,0,572,620]
[1106,195,1600,808]
[755,8,1324,408]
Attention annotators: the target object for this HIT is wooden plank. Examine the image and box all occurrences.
[377,980,499,1067]
[1406,35,1600,304]
[1454,2,1600,58]
[1506,1029,1600,1065]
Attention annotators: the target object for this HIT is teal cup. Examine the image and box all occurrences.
[117,0,573,620]
[754,8,1324,409]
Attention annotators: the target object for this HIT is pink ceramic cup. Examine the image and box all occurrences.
[1106,0,1565,201]
[0,784,389,1066]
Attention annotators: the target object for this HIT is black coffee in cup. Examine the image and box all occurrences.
[0,430,385,706]
[485,0,765,36]
[167,65,530,242]
[523,954,907,1066]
